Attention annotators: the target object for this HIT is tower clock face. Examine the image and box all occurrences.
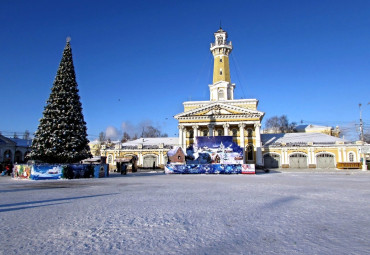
[217,36,223,45]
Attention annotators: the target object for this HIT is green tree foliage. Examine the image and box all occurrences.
[29,40,91,163]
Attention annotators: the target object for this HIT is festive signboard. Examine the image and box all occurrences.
[13,164,32,179]
[13,164,108,180]
[165,164,255,174]
[30,164,64,180]
[94,164,108,178]
[186,136,243,164]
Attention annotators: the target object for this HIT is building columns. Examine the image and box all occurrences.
[178,125,185,149]
[238,123,245,149]
[338,148,342,162]
[223,123,229,136]
[254,123,263,166]
[192,125,199,142]
[208,124,214,137]
[343,148,347,162]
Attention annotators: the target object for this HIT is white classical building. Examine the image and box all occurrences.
[174,27,265,165]
[93,27,366,170]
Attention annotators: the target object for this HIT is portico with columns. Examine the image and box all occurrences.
[174,27,265,165]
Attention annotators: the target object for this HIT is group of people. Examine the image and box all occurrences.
[0,163,13,176]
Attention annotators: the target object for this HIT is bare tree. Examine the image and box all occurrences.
[265,115,296,133]
[98,132,106,142]
[143,126,161,137]
[121,132,130,143]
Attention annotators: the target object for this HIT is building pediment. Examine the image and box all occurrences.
[174,102,264,120]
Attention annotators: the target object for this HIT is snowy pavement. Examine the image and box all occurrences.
[0,171,369,255]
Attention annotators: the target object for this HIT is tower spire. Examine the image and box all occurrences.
[208,27,235,101]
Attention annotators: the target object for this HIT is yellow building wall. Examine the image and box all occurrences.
[263,146,361,168]
[213,56,230,83]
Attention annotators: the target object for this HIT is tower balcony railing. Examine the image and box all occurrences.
[210,41,232,48]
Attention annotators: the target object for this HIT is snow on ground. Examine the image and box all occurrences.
[0,170,369,255]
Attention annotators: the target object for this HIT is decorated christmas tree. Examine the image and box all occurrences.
[29,38,91,163]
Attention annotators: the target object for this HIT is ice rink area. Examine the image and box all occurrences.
[1,170,369,254]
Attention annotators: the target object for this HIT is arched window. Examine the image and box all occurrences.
[107,155,113,164]
[348,152,354,162]
[232,128,237,136]
[247,128,253,137]
[217,129,223,136]
[203,130,208,136]
[4,150,12,162]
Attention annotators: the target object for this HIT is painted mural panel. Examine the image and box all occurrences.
[13,164,31,179]
[94,164,108,178]
[31,164,64,180]
[186,136,243,164]
[165,164,255,174]
[13,164,108,180]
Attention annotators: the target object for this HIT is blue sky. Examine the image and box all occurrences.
[1,0,369,141]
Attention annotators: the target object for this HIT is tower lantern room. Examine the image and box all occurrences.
[209,27,235,101]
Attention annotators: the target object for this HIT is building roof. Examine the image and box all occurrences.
[0,135,16,145]
[261,133,348,146]
[295,124,332,132]
[0,135,32,147]
[167,146,186,156]
[8,138,32,147]
[122,137,179,147]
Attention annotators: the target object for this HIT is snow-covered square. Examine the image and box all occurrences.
[1,171,369,254]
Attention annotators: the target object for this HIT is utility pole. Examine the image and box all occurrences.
[359,102,369,171]
[359,103,364,142]
[359,102,370,142]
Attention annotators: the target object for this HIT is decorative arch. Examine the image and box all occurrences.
[263,152,281,158]
[289,152,308,157]
[315,152,335,158]
[289,152,308,168]
[316,152,335,168]
[143,154,158,168]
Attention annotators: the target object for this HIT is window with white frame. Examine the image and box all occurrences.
[108,155,113,164]
[348,152,354,162]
